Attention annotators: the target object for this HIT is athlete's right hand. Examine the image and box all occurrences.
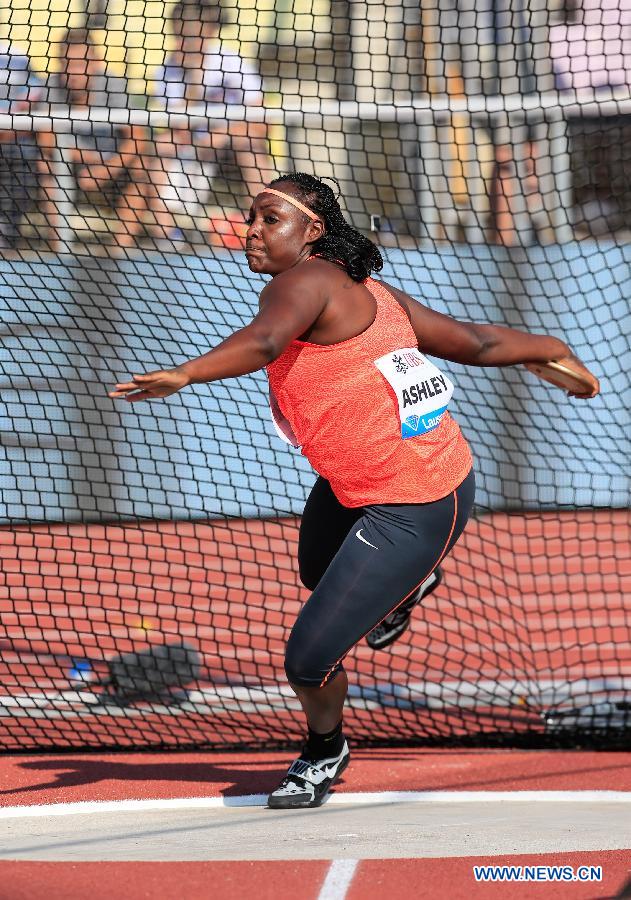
[109,367,190,402]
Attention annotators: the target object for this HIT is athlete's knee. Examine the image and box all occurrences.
[284,635,335,688]
[284,646,320,687]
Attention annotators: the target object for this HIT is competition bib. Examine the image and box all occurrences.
[374,347,454,438]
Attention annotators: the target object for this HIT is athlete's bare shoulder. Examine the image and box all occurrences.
[306,256,358,286]
[258,257,348,309]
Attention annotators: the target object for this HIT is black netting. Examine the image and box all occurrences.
[0,1,629,750]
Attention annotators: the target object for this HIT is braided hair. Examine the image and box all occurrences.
[269,173,383,282]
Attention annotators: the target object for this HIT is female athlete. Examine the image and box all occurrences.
[110,173,599,809]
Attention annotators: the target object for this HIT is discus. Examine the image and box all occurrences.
[524,358,599,397]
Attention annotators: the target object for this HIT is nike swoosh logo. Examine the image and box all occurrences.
[356,529,378,550]
[288,761,338,785]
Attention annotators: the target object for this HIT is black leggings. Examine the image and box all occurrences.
[285,469,475,687]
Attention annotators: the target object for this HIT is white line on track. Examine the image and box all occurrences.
[1,791,630,819]
[317,860,358,900]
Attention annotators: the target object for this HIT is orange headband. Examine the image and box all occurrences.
[261,188,319,221]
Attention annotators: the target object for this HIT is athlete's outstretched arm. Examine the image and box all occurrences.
[110,268,326,402]
[383,282,597,394]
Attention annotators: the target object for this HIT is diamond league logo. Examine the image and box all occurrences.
[404,414,420,431]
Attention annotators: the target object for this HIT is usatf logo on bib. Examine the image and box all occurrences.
[375,347,455,438]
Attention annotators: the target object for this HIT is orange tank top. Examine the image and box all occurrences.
[266,277,473,507]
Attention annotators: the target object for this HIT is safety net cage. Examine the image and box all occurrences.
[0,0,629,751]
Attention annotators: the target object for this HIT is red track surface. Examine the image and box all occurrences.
[0,510,628,749]
[2,749,631,805]
[1,853,630,900]
[1,749,631,898]
[0,512,629,897]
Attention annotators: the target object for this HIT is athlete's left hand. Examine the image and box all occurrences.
[109,368,190,402]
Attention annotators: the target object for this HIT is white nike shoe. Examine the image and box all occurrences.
[366,568,442,651]
[267,741,350,809]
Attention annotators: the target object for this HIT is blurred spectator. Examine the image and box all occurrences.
[549,0,631,91]
[489,143,520,245]
[153,1,263,107]
[550,2,631,236]
[0,45,56,248]
[569,114,631,236]
[46,28,130,109]
[150,0,274,236]
[46,29,177,248]
[488,129,554,246]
